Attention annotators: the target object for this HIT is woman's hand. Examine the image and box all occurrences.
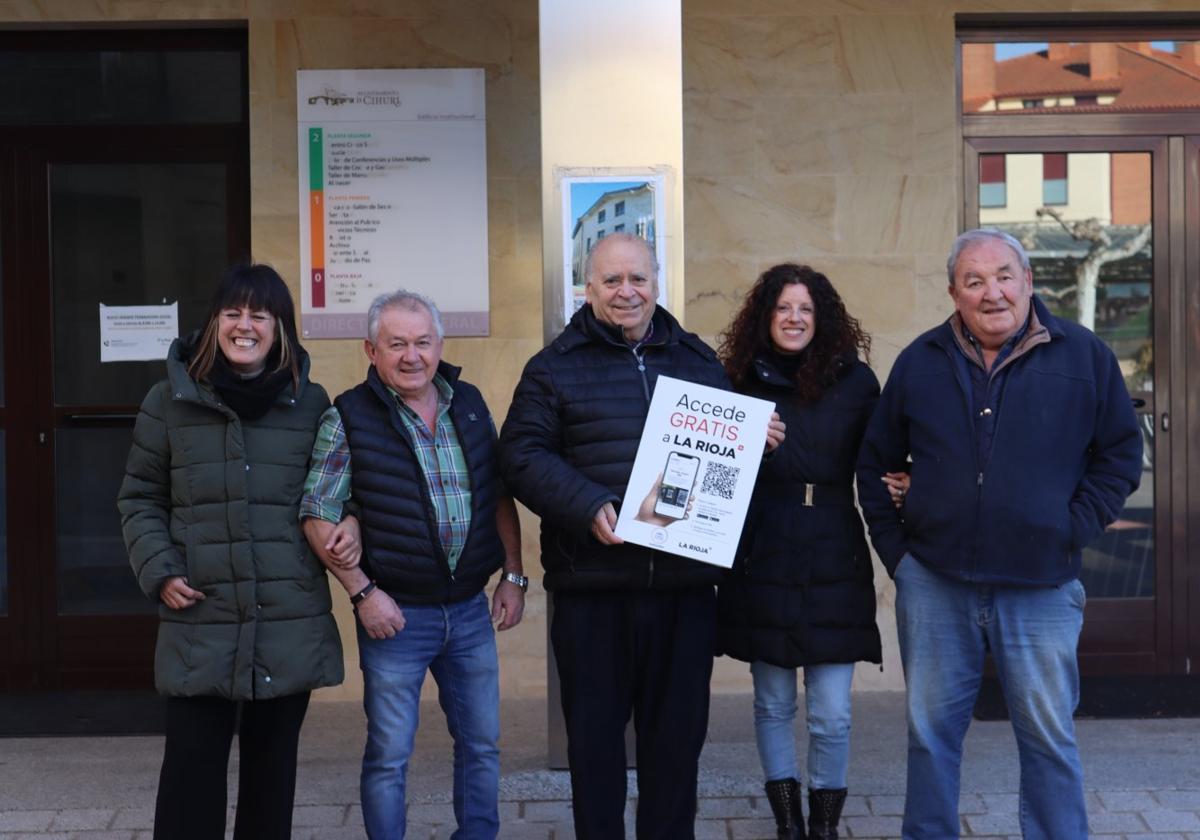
[882,471,911,510]
[326,515,362,569]
[160,576,205,610]
[765,412,786,453]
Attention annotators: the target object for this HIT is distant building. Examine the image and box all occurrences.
[569,184,656,302]
[966,44,1179,316]
[968,42,1196,229]
[964,41,1200,116]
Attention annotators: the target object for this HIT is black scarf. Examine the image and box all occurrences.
[765,347,806,381]
[209,351,294,421]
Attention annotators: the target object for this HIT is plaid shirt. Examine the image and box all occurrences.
[300,374,472,572]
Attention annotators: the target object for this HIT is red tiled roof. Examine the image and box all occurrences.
[979,43,1200,113]
[1107,45,1200,109]
[994,48,1117,97]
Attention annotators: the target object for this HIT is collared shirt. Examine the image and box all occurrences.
[300,373,472,572]
[628,316,655,352]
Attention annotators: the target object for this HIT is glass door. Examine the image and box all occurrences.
[44,156,237,687]
[0,29,248,690]
[965,136,1170,675]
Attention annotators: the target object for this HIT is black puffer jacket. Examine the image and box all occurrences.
[500,305,730,591]
[717,356,882,667]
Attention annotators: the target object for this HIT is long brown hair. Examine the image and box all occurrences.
[718,263,870,402]
[187,264,302,391]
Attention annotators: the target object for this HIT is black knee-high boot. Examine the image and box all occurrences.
[765,778,805,840]
[807,788,847,840]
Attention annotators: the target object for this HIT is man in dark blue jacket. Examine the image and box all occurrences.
[501,233,783,839]
[856,229,1142,840]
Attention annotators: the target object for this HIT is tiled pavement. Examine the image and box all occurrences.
[0,693,1196,839]
[3,790,1200,838]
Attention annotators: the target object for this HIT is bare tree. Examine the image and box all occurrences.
[1026,207,1151,332]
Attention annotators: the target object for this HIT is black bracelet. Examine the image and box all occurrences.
[350,580,377,607]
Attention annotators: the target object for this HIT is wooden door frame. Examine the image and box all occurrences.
[1186,135,1200,677]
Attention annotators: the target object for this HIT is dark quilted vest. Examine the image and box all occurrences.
[334,363,503,605]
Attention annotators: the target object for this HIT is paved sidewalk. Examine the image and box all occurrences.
[0,692,1197,838]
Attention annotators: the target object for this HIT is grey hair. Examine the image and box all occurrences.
[366,289,445,342]
[583,232,659,285]
[946,228,1031,287]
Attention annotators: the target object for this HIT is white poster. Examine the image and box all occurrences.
[99,303,178,363]
[615,376,774,568]
[297,69,489,338]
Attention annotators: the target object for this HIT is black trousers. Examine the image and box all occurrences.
[551,586,716,840]
[153,691,311,840]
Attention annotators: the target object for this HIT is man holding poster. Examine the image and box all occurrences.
[500,233,783,839]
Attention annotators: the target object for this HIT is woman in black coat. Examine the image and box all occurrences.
[716,264,899,840]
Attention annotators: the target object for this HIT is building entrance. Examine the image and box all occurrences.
[0,28,249,690]
[960,28,1200,688]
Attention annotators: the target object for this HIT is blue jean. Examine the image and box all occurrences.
[358,591,500,840]
[895,555,1087,840]
[751,660,855,789]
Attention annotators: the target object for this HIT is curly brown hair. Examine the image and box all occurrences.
[718,263,871,402]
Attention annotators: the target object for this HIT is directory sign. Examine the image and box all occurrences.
[298,69,489,338]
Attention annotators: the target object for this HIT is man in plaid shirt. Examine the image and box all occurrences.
[301,290,526,840]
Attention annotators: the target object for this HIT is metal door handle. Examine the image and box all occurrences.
[65,413,138,421]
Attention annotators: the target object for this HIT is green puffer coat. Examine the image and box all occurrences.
[118,337,344,700]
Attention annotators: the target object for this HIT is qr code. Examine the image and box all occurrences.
[700,462,740,500]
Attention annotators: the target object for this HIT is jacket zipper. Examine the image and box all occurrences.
[945,315,1054,576]
[633,345,654,586]
[632,346,650,401]
[938,339,984,580]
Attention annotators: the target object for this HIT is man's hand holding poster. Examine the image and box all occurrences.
[615,376,774,568]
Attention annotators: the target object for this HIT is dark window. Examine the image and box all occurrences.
[0,36,244,125]
[598,209,606,222]
[615,200,625,216]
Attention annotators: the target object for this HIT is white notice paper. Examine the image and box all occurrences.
[99,303,179,363]
[614,376,775,568]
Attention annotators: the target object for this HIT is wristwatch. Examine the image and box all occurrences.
[502,571,529,592]
[350,580,377,607]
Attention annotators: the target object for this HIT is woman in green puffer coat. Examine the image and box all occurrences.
[118,264,345,840]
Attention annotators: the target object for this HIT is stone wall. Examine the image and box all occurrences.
[3,0,1194,697]
[681,2,959,692]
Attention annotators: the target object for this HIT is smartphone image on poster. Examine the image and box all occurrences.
[654,451,701,519]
